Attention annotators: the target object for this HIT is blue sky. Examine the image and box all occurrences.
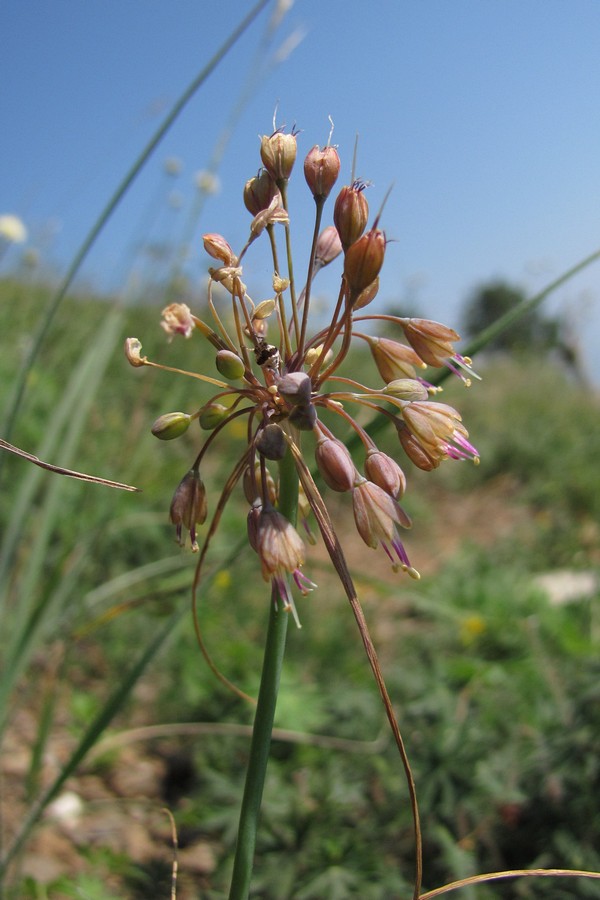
[2,0,600,376]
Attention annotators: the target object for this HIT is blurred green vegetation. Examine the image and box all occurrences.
[1,279,598,898]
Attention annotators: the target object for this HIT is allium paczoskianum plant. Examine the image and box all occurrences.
[125,124,480,900]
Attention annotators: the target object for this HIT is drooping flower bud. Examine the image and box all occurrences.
[352,277,379,311]
[315,436,357,492]
[277,372,312,407]
[395,421,440,471]
[343,228,386,303]
[364,448,407,499]
[333,182,369,250]
[260,130,297,182]
[215,349,246,380]
[151,412,191,440]
[169,468,208,551]
[314,225,343,269]
[202,233,237,266]
[198,402,230,430]
[243,169,280,215]
[256,423,287,460]
[352,478,418,577]
[365,335,426,383]
[303,145,341,200]
[398,318,461,367]
[243,463,278,506]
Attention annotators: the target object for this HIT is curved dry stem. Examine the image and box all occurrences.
[286,437,423,900]
[419,867,600,898]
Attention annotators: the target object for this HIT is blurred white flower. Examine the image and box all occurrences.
[0,214,27,244]
[194,170,220,195]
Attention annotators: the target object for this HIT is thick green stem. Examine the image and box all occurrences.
[228,448,298,900]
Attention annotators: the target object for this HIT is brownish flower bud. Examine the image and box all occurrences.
[260,130,297,182]
[256,423,287,460]
[303,145,341,200]
[315,436,357,492]
[277,372,312,407]
[333,182,369,250]
[352,276,379,311]
[396,421,440,471]
[314,225,343,269]
[364,448,407,499]
[169,468,208,551]
[151,412,191,440]
[215,349,246,380]
[343,228,386,303]
[243,169,279,215]
[202,233,236,266]
[366,335,426,383]
[399,317,461,367]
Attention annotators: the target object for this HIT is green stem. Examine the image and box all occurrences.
[0,0,270,472]
[228,447,298,900]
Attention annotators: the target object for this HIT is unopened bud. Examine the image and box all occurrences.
[344,228,386,302]
[260,130,297,182]
[315,436,356,492]
[243,170,279,215]
[352,277,379,311]
[333,182,369,250]
[215,349,245,380]
[170,468,207,550]
[383,379,429,401]
[202,233,236,266]
[151,412,191,440]
[199,402,230,430]
[396,421,440,471]
[364,449,407,499]
[256,423,287,460]
[314,225,343,269]
[304,145,341,200]
[367,336,426,383]
[277,372,312,407]
[304,344,333,369]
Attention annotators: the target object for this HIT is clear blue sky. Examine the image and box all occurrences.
[2,0,600,376]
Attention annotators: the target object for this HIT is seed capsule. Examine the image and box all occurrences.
[151,412,191,440]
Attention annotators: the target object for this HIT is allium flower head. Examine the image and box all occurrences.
[126,123,479,624]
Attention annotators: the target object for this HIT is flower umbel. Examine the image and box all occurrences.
[126,123,479,624]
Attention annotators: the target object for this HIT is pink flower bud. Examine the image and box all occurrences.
[315,436,357,492]
[314,225,343,268]
[260,130,297,182]
[343,228,386,303]
[304,145,341,200]
[202,233,236,266]
[364,449,407,499]
[333,182,369,250]
[243,170,279,215]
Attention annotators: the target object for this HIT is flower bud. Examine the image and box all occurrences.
[396,421,440,471]
[288,402,318,431]
[243,169,279,215]
[352,277,379,311]
[277,372,312,407]
[124,337,146,367]
[333,182,369,250]
[215,349,245,380]
[260,130,297,182]
[315,436,356,492]
[399,317,461,367]
[199,402,230,430]
[383,379,429,401]
[314,225,343,269]
[256,423,287,460]
[170,468,207,550]
[151,412,191,440]
[343,228,386,303]
[366,336,426,383]
[304,145,341,200]
[364,449,406,499]
[202,233,236,266]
